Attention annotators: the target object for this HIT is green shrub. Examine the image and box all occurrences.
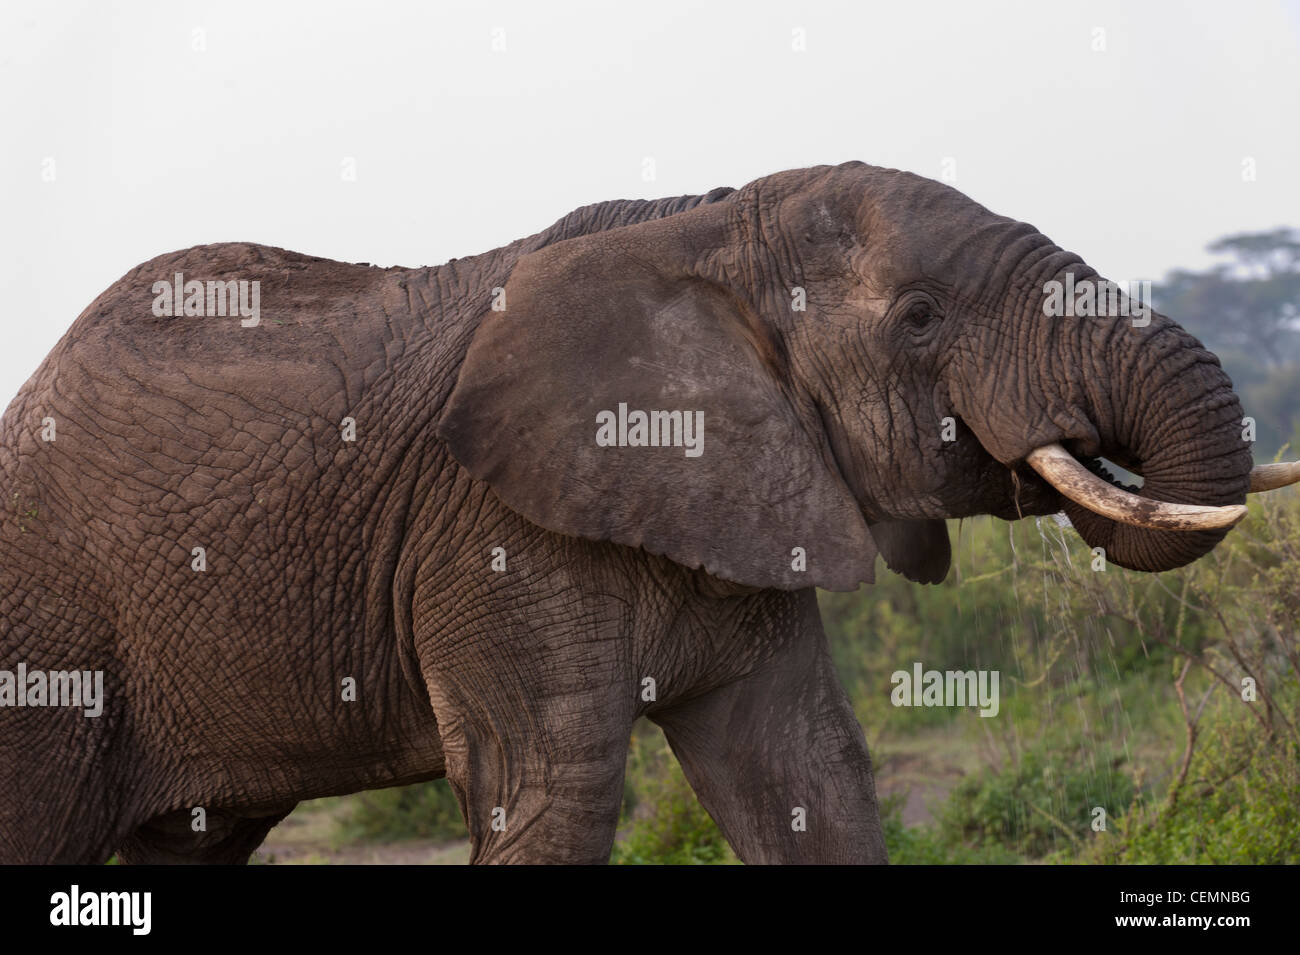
[937,740,1135,859]
[1078,692,1300,865]
[613,728,735,865]
[338,779,466,843]
[881,793,1021,864]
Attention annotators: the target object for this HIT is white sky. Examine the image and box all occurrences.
[2,0,1298,406]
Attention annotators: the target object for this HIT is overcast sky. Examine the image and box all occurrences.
[2,0,1298,406]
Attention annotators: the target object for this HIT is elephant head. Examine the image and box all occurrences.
[439,162,1299,589]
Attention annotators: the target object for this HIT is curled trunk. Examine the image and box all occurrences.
[1061,321,1252,572]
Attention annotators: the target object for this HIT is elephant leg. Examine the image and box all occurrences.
[651,589,888,864]
[426,672,632,864]
[0,706,126,864]
[116,807,294,864]
[416,573,635,867]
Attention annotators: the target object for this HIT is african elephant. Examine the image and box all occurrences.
[1,162,1296,864]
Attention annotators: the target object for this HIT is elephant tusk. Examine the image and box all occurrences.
[1025,443,1248,531]
[1248,461,1300,493]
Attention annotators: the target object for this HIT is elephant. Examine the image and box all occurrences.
[1,161,1296,864]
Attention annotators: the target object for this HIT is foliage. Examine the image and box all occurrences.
[337,778,467,844]
[1076,692,1300,864]
[936,738,1134,858]
[880,793,1020,865]
[612,726,736,865]
[823,483,1299,865]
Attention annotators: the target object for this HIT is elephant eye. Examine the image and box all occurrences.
[903,301,939,333]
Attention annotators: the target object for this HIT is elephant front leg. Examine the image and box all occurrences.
[652,590,888,864]
[421,640,634,865]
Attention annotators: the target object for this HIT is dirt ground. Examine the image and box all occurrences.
[254,800,471,865]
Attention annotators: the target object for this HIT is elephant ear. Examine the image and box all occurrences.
[436,201,876,591]
[869,520,951,585]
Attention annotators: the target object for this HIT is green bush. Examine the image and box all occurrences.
[937,740,1135,859]
[1079,692,1300,865]
[881,793,1021,864]
[613,728,735,865]
[338,779,466,843]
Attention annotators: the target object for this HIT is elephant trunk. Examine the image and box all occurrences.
[1053,313,1253,572]
[951,246,1264,573]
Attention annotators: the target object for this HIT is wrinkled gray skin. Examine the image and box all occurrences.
[0,163,1250,863]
